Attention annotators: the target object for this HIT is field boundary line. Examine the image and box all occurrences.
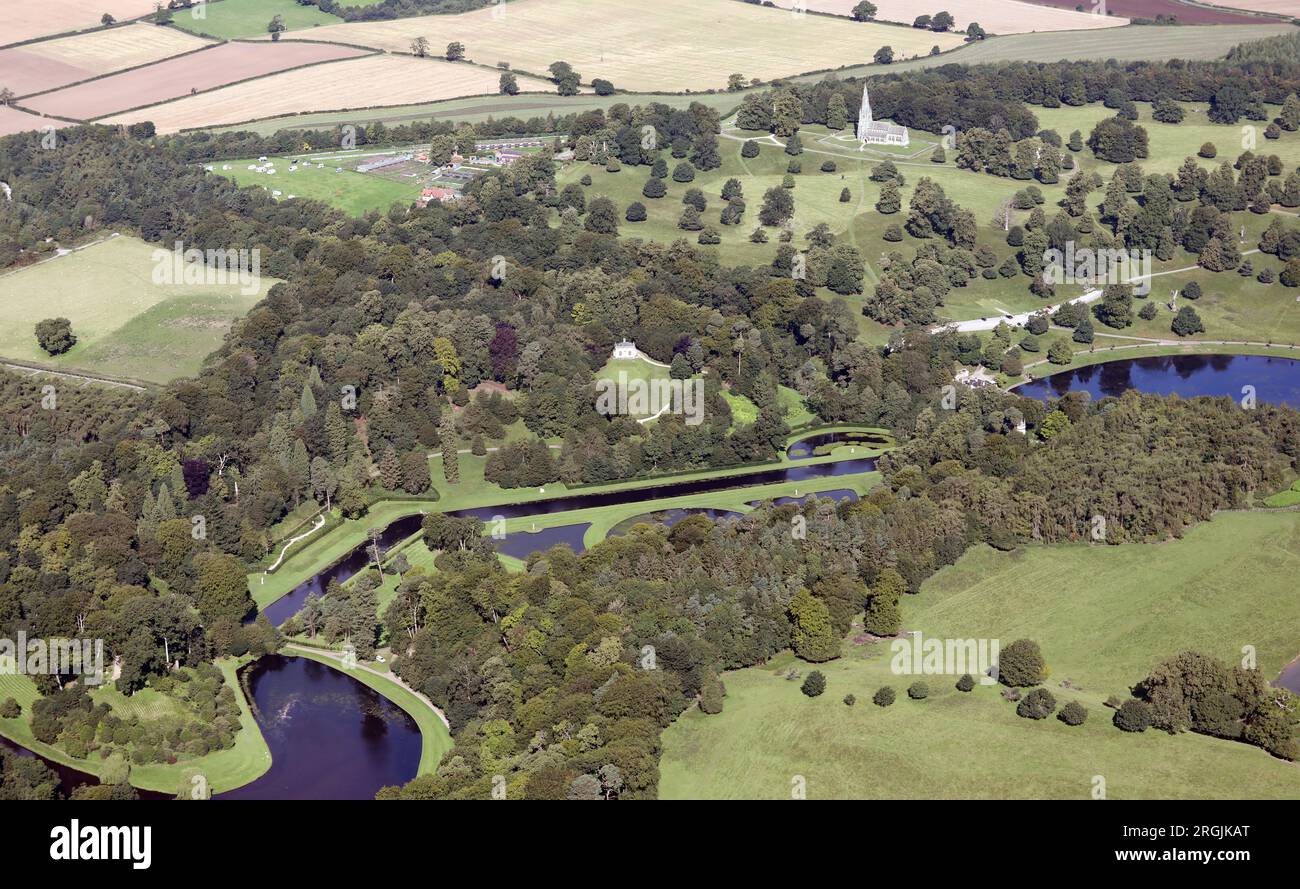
[84,50,383,123]
[14,37,227,102]
[0,359,151,391]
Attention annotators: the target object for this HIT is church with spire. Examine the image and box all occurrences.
[857,84,909,147]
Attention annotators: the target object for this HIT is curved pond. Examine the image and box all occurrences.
[218,655,422,800]
[1016,354,1300,408]
[786,430,890,460]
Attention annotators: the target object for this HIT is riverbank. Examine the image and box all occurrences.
[1016,339,1300,385]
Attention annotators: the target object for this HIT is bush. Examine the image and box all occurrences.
[1016,687,1057,719]
[0,697,19,719]
[801,670,826,697]
[642,178,667,199]
[1114,699,1152,732]
[698,227,721,245]
[35,318,76,355]
[1198,142,1217,158]
[873,686,895,707]
[839,187,851,203]
[1138,300,1159,321]
[699,677,725,714]
[741,140,759,158]
[821,160,837,172]
[998,638,1047,687]
[843,694,856,706]
[625,202,647,222]
[882,224,903,242]
[672,162,696,183]
[1058,701,1088,726]
[907,682,929,700]
[955,674,975,692]
[1182,280,1202,300]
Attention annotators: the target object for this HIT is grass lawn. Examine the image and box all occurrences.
[0,656,272,795]
[595,355,673,419]
[210,150,424,216]
[0,233,270,383]
[174,0,351,40]
[1264,479,1300,508]
[660,510,1300,799]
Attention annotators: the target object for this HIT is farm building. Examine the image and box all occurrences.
[419,186,460,206]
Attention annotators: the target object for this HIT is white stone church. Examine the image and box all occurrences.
[857,85,909,147]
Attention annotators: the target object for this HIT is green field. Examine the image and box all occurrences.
[211,151,424,216]
[0,234,270,383]
[174,0,357,40]
[660,511,1300,799]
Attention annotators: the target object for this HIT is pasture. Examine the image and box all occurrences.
[173,0,346,40]
[288,0,966,92]
[210,150,425,215]
[27,41,370,121]
[660,511,1300,799]
[101,54,553,133]
[0,23,211,97]
[0,234,270,383]
[769,0,1128,33]
[2,1,162,46]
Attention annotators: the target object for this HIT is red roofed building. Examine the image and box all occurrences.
[419,187,459,206]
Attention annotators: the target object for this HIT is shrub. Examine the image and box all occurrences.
[1058,701,1088,726]
[1198,142,1217,158]
[907,682,929,700]
[821,160,837,172]
[955,674,975,692]
[843,694,856,706]
[801,670,826,697]
[873,686,895,707]
[1114,699,1152,732]
[839,187,851,202]
[625,202,647,222]
[741,140,759,158]
[0,697,19,718]
[642,178,666,199]
[1138,300,1159,321]
[1016,687,1057,719]
[998,639,1047,687]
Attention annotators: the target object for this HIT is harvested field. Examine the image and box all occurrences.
[1022,0,1278,24]
[0,24,212,97]
[2,1,164,46]
[0,107,69,137]
[28,41,372,121]
[769,0,1129,34]
[284,0,967,92]
[100,54,554,133]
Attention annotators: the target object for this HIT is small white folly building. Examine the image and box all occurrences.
[857,85,909,147]
[612,339,639,360]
